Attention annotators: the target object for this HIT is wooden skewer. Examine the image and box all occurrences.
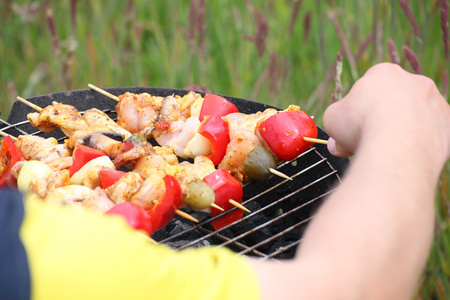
[229,199,251,213]
[16,96,43,112]
[0,131,17,140]
[151,199,199,223]
[211,203,224,211]
[269,168,293,181]
[88,84,120,102]
[304,137,328,145]
[175,209,199,223]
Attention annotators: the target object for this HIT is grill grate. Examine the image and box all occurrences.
[1,87,350,260]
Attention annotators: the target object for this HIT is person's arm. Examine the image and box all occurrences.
[250,63,450,300]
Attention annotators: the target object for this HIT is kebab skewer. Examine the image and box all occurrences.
[87,84,317,181]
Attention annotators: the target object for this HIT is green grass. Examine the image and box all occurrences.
[1,0,449,298]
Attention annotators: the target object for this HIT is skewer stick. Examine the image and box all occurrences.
[269,168,293,181]
[229,199,251,213]
[175,209,199,223]
[211,203,224,211]
[88,84,120,102]
[151,199,199,223]
[0,131,17,140]
[16,96,43,112]
[304,137,328,145]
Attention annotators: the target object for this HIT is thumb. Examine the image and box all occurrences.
[327,137,354,158]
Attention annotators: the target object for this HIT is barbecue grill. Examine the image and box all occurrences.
[1,87,350,260]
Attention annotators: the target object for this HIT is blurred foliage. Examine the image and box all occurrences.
[0,0,449,298]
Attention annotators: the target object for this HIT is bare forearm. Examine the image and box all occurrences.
[297,131,439,299]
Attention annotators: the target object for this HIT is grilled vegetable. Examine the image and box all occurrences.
[0,136,25,188]
[199,94,239,122]
[69,145,107,177]
[70,156,115,185]
[17,160,52,193]
[198,115,230,166]
[244,145,277,181]
[203,168,244,230]
[258,110,318,161]
[147,174,183,231]
[184,179,215,210]
[125,133,147,146]
[99,169,127,189]
[106,202,153,236]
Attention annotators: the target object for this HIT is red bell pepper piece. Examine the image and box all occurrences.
[69,145,107,177]
[99,169,127,189]
[258,111,318,161]
[0,136,25,188]
[203,168,244,230]
[199,94,239,122]
[198,115,230,166]
[106,202,153,236]
[147,175,183,232]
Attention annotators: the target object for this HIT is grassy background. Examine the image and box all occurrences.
[0,0,449,298]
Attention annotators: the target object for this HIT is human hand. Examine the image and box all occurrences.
[323,63,450,165]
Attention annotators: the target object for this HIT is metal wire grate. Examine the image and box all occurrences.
[1,87,349,260]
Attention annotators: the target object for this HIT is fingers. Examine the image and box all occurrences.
[323,100,360,157]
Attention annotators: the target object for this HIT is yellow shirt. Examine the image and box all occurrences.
[20,196,260,300]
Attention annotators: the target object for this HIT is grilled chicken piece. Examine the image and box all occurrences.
[136,91,202,138]
[80,187,115,213]
[27,102,88,136]
[113,142,155,168]
[223,108,278,133]
[35,144,72,164]
[133,147,179,178]
[45,185,93,209]
[158,95,181,124]
[219,118,263,182]
[179,91,203,119]
[15,135,59,160]
[67,126,123,158]
[46,170,70,193]
[83,108,131,140]
[130,172,165,210]
[47,157,73,171]
[105,172,144,204]
[28,169,70,199]
[116,92,163,135]
[153,146,179,165]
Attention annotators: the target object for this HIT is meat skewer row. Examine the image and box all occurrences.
[87,85,319,181]
[87,84,328,145]
[0,130,207,226]
[0,132,197,232]
[18,92,289,185]
[0,131,249,232]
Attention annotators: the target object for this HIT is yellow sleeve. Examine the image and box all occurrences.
[20,197,260,300]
